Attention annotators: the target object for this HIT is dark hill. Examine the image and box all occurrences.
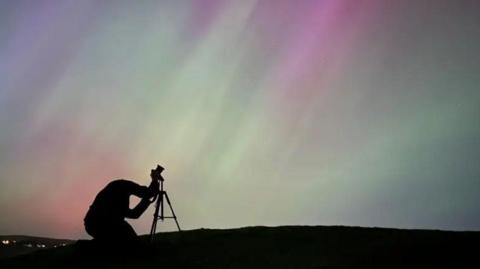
[1,226,478,268]
[0,235,73,259]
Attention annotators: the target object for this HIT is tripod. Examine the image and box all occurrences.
[150,179,181,241]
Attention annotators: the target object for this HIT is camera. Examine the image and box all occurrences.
[154,164,164,174]
[151,164,165,182]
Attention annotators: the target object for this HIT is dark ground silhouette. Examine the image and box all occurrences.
[1,226,478,268]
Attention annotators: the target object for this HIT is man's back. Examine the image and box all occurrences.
[85,180,146,223]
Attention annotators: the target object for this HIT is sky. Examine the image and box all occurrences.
[1,0,479,239]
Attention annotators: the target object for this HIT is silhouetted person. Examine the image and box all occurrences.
[84,168,161,243]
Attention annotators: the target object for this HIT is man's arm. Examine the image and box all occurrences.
[127,180,158,199]
[125,180,159,219]
[126,197,152,219]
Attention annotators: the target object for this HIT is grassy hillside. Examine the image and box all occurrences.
[1,226,478,268]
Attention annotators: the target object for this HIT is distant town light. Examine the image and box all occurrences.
[2,240,10,245]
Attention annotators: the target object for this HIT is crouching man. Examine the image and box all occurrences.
[84,167,162,242]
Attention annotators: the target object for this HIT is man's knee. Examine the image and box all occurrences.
[85,219,138,241]
[119,221,137,238]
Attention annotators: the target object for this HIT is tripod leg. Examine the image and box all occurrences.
[164,192,181,231]
[150,195,161,241]
[160,192,164,221]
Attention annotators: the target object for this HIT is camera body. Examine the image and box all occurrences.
[154,164,164,174]
[151,165,165,182]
